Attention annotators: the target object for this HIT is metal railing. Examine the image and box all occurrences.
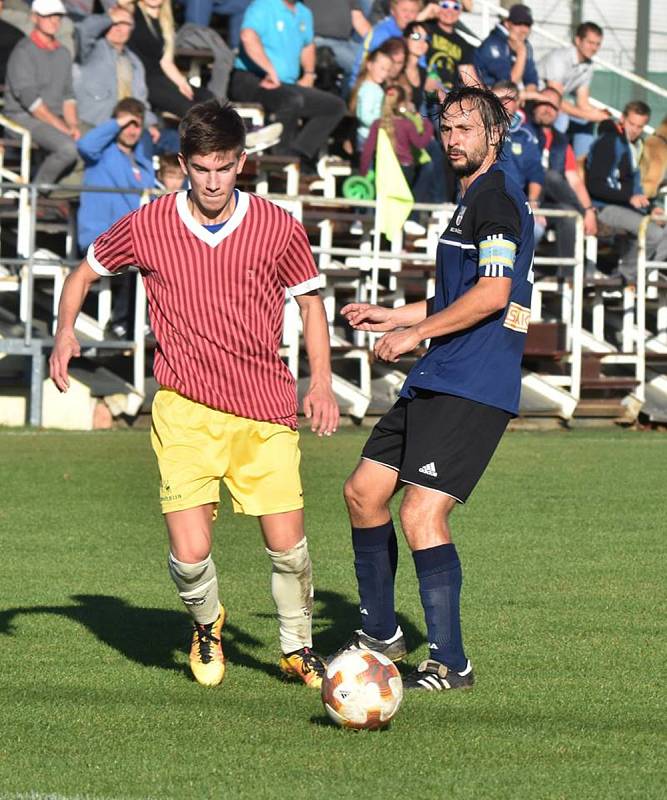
[636,216,667,403]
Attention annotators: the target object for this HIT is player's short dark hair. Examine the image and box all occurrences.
[623,100,651,118]
[179,100,246,160]
[439,84,511,155]
[112,97,145,118]
[575,21,603,39]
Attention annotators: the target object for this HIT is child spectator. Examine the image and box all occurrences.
[359,84,433,183]
[349,47,393,150]
[156,152,186,192]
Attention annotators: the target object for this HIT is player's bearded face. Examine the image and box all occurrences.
[440,105,490,177]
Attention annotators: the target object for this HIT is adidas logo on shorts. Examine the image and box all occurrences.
[418,462,438,477]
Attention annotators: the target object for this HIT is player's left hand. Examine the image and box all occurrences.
[374,327,421,363]
[303,383,339,437]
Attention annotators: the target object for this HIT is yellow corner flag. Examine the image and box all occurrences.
[375,127,414,242]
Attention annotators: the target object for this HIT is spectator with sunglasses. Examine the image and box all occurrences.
[422,0,479,93]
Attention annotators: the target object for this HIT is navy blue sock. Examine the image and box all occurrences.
[351,521,399,640]
[413,544,467,672]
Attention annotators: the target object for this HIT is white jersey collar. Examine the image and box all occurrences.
[176,189,249,247]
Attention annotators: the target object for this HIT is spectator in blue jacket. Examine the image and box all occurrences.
[77,97,155,338]
[349,0,421,86]
[77,97,155,251]
[493,80,545,241]
[474,4,538,92]
[586,101,667,282]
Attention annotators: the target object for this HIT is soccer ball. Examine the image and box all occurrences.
[321,649,403,730]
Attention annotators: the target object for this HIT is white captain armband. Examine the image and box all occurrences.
[478,235,517,278]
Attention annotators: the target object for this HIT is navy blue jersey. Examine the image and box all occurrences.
[401,164,534,415]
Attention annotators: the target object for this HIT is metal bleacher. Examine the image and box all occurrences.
[1,2,667,429]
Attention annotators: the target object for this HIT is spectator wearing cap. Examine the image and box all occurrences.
[303,0,371,89]
[474,4,538,92]
[421,0,479,94]
[3,0,80,191]
[540,22,610,171]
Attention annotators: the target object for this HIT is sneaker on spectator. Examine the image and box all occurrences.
[246,123,283,155]
[349,219,364,236]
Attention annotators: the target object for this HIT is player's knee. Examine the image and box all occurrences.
[266,536,311,576]
[343,474,365,514]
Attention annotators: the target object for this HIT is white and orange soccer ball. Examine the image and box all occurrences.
[321,650,403,730]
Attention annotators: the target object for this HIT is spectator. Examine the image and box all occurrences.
[3,0,80,192]
[381,35,409,84]
[474,4,538,92]
[230,0,347,171]
[493,80,545,239]
[400,20,428,109]
[400,19,457,205]
[586,101,667,283]
[77,96,154,251]
[2,0,77,54]
[349,47,393,150]
[527,87,598,267]
[74,6,160,138]
[640,114,667,200]
[128,0,213,119]
[303,0,371,89]
[540,21,610,170]
[350,0,421,86]
[422,0,479,94]
[359,84,433,179]
[77,97,155,338]
[180,0,251,50]
[0,0,24,86]
[156,152,186,192]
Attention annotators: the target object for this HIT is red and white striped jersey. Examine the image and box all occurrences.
[88,190,321,428]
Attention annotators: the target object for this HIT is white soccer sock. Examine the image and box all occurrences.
[167,552,220,626]
[265,537,313,654]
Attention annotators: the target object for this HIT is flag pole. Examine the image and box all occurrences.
[369,180,383,349]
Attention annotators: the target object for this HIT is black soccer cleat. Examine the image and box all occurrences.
[329,627,408,663]
[403,659,475,691]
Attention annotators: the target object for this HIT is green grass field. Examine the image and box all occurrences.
[0,427,664,800]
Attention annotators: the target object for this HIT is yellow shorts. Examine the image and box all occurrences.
[150,389,303,517]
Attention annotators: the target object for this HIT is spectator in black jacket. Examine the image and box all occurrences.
[586,100,667,282]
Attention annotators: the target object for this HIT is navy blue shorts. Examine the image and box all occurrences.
[361,390,510,503]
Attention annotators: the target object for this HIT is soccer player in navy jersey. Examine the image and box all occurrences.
[49,100,338,689]
[334,84,535,690]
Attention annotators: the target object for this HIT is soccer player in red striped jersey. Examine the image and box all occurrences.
[49,100,339,689]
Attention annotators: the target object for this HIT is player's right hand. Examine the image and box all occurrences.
[49,330,81,393]
[341,303,396,332]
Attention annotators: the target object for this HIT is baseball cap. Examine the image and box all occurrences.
[507,4,533,25]
[32,0,67,16]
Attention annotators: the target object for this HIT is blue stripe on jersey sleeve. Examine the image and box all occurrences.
[478,235,517,278]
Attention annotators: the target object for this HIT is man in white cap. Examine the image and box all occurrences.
[4,0,80,191]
